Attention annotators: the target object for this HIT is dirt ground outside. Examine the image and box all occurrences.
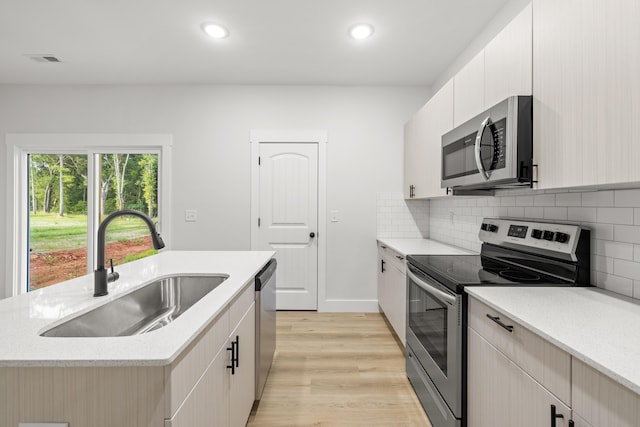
[29,236,153,290]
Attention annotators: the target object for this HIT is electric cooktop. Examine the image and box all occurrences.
[407,254,570,290]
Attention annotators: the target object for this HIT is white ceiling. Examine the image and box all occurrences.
[0,0,511,85]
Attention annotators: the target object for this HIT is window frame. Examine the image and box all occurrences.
[5,134,173,297]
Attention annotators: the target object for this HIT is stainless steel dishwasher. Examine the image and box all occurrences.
[255,258,277,401]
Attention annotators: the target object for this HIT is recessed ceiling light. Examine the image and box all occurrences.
[349,24,374,40]
[202,23,229,39]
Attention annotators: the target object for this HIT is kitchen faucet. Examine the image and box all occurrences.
[94,209,165,297]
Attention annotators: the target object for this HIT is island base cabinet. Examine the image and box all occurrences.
[0,366,165,427]
[572,358,640,427]
[230,302,256,427]
[169,301,256,427]
[468,329,571,427]
[165,346,230,427]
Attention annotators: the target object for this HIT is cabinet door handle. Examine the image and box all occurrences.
[486,314,514,333]
[568,421,574,427]
[395,255,405,261]
[550,404,564,427]
[381,259,386,273]
[226,344,235,375]
[234,336,240,368]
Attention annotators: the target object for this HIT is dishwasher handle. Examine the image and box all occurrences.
[255,259,277,291]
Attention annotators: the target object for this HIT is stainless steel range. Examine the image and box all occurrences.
[405,218,590,427]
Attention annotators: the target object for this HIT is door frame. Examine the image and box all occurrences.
[250,129,327,311]
[5,133,173,297]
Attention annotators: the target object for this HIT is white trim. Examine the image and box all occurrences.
[250,129,328,311]
[5,133,173,297]
[321,299,380,313]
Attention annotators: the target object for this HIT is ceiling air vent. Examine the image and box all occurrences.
[26,54,62,63]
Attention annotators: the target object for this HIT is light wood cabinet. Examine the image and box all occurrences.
[484,2,532,107]
[230,303,256,427]
[468,328,572,427]
[453,50,485,127]
[468,297,571,405]
[572,358,640,427]
[403,79,454,199]
[166,285,256,427]
[377,243,407,345]
[533,0,640,189]
[468,295,640,427]
[468,296,572,427]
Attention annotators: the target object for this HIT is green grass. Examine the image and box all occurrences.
[29,213,155,253]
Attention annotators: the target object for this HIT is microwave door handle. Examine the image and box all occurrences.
[474,116,492,181]
[407,270,456,306]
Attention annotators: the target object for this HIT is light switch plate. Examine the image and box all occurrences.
[20,423,69,427]
[330,210,339,222]
[185,209,197,222]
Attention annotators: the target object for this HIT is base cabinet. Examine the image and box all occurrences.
[468,329,571,427]
[166,286,256,427]
[230,303,256,427]
[468,295,640,427]
[377,243,406,345]
[572,358,640,427]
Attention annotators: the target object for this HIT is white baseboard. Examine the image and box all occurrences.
[318,299,380,312]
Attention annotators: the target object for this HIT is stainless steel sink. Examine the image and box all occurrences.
[41,274,228,337]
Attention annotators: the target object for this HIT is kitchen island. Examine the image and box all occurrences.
[0,250,274,427]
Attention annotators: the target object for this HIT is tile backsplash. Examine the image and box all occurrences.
[376,192,429,238]
[379,188,640,300]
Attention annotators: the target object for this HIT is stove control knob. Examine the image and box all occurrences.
[488,224,499,233]
[554,232,569,243]
[481,223,488,231]
[531,229,543,239]
[543,230,555,241]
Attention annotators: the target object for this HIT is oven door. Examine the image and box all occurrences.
[406,264,462,418]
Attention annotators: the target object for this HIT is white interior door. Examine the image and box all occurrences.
[257,143,318,310]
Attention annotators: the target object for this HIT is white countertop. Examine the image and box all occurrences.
[466,286,640,395]
[0,250,274,367]
[377,238,476,256]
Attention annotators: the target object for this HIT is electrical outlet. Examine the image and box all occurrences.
[330,210,339,222]
[185,209,197,222]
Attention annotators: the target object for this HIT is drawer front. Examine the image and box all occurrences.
[377,243,406,272]
[468,296,570,405]
[165,309,230,418]
[230,283,255,329]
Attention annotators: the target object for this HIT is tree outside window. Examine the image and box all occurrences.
[28,153,160,291]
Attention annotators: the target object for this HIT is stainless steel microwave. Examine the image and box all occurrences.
[441,95,532,192]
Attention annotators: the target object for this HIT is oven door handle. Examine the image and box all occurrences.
[474,115,492,181]
[407,270,456,306]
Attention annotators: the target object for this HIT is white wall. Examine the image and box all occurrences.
[0,84,431,305]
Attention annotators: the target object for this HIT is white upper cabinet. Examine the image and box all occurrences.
[404,79,454,199]
[484,3,533,107]
[533,0,640,189]
[453,50,485,127]
[454,3,533,128]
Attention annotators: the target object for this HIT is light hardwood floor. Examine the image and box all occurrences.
[247,312,431,427]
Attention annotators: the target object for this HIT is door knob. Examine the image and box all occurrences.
[310,232,316,238]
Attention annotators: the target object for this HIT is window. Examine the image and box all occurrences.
[28,153,159,291]
[6,134,172,296]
